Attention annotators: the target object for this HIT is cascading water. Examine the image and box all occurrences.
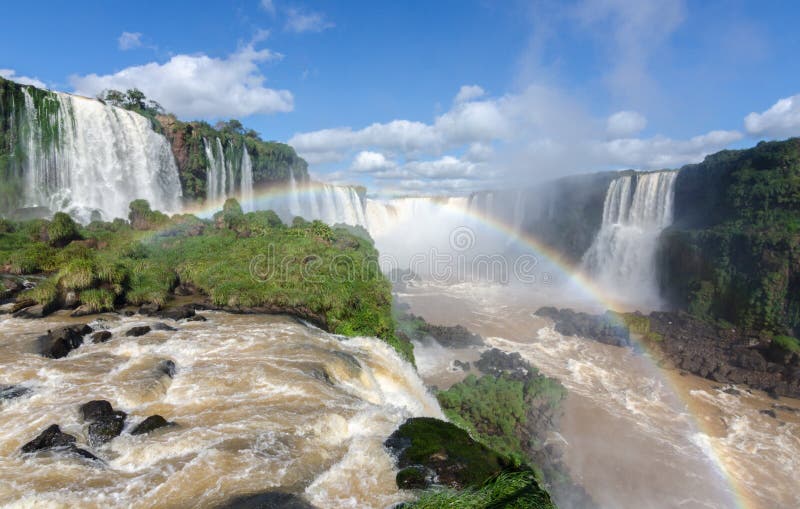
[18,88,182,221]
[581,170,678,307]
[263,171,367,227]
[240,146,254,213]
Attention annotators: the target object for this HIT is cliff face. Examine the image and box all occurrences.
[156,115,309,203]
[658,138,800,334]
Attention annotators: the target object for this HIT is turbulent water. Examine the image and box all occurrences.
[0,312,442,508]
[581,171,678,307]
[400,282,800,509]
[18,89,182,222]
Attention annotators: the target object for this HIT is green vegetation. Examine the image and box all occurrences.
[659,138,800,335]
[0,199,412,361]
[616,312,663,342]
[408,471,556,509]
[773,335,800,354]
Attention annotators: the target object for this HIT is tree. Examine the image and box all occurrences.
[99,89,126,107]
[125,89,147,110]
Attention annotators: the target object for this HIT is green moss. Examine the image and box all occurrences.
[20,276,59,310]
[78,288,116,313]
[58,257,96,291]
[47,212,80,247]
[773,335,800,353]
[408,471,555,509]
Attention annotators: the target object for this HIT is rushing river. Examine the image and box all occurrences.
[403,282,800,509]
[0,311,442,508]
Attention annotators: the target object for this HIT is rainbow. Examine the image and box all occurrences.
[166,185,753,508]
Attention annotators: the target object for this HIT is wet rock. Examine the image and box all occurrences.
[452,360,470,371]
[14,304,47,319]
[64,291,79,308]
[384,417,512,490]
[151,322,177,332]
[186,314,207,322]
[80,400,127,445]
[138,303,161,316]
[123,310,135,317]
[773,404,800,414]
[11,298,37,313]
[475,348,531,381]
[173,284,196,297]
[216,492,316,509]
[125,326,152,337]
[157,305,195,321]
[157,360,176,378]
[21,424,76,452]
[71,304,99,317]
[0,385,30,400]
[534,307,631,347]
[760,409,778,419]
[40,324,93,358]
[722,387,742,396]
[396,465,432,489]
[395,313,484,347]
[1,278,25,300]
[131,415,173,435]
[91,331,113,343]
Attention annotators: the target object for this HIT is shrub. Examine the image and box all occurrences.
[79,288,116,312]
[221,198,245,230]
[47,212,81,247]
[774,335,800,353]
[58,257,96,290]
[409,471,555,509]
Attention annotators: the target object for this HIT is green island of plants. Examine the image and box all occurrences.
[0,198,412,362]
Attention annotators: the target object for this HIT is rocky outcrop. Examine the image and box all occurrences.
[131,415,173,435]
[39,324,93,358]
[384,417,513,490]
[125,326,152,337]
[20,424,98,460]
[535,307,631,347]
[648,311,800,398]
[80,400,126,445]
[395,312,484,347]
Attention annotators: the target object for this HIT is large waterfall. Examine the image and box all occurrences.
[581,171,678,306]
[17,88,182,221]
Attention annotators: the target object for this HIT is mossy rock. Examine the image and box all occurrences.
[385,417,513,490]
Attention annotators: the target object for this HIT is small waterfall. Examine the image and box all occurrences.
[18,88,181,221]
[203,138,220,204]
[582,171,678,306]
[266,171,367,227]
[240,146,253,212]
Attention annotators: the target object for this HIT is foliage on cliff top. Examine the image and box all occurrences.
[0,199,411,362]
[661,137,800,334]
[408,471,556,509]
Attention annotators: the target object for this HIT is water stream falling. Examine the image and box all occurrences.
[18,89,182,221]
[240,146,254,213]
[581,171,678,307]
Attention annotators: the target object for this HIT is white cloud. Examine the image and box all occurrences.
[744,94,800,138]
[118,32,143,50]
[0,69,46,88]
[69,44,293,118]
[454,85,485,103]
[607,110,647,137]
[260,0,276,15]
[285,8,333,33]
[296,83,742,193]
[352,151,395,172]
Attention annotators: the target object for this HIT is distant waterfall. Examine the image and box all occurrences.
[582,171,678,306]
[18,88,181,221]
[261,171,366,226]
[203,137,254,210]
[240,146,253,212]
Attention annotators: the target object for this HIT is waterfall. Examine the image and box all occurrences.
[582,171,678,306]
[264,171,367,227]
[203,138,220,204]
[240,146,253,212]
[17,89,181,221]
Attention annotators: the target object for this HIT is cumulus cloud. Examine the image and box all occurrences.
[118,32,143,50]
[69,44,293,118]
[454,85,485,103]
[285,8,334,33]
[295,82,744,194]
[607,110,647,138]
[352,151,395,172]
[744,94,800,138]
[0,69,46,88]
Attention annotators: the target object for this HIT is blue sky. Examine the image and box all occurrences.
[2,0,800,195]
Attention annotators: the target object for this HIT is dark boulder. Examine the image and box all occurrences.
[396,465,432,489]
[760,409,777,419]
[40,324,93,358]
[151,322,177,332]
[80,400,127,445]
[138,303,161,316]
[475,348,531,381]
[21,424,76,452]
[186,314,207,322]
[384,417,511,490]
[157,360,176,378]
[216,492,316,509]
[14,304,47,319]
[91,331,113,343]
[157,306,196,321]
[125,326,152,337]
[131,415,173,435]
[534,307,631,347]
[173,284,196,297]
